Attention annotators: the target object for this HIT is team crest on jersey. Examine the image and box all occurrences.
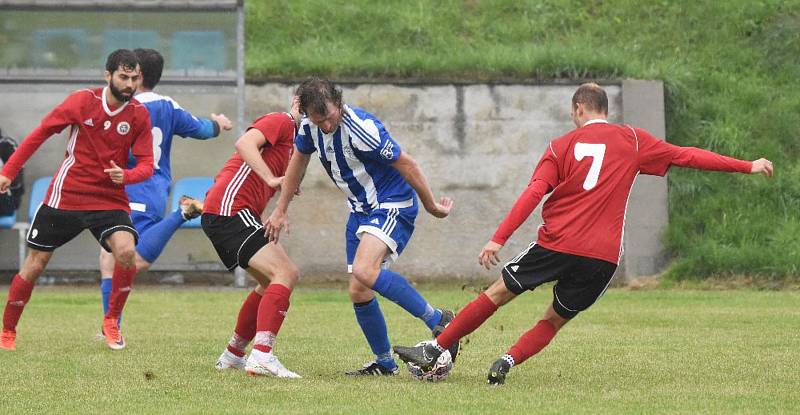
[117,122,130,135]
[343,145,355,159]
[380,141,394,160]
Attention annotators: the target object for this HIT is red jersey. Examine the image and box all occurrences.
[204,112,296,216]
[1,87,153,212]
[492,120,753,264]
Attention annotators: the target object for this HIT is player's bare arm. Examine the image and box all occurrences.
[235,128,282,189]
[0,174,10,193]
[265,150,311,242]
[391,152,453,218]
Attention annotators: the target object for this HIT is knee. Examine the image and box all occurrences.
[114,248,136,267]
[350,262,379,286]
[282,264,300,285]
[22,255,48,280]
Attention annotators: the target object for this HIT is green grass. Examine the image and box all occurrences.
[246,0,800,279]
[1,285,798,414]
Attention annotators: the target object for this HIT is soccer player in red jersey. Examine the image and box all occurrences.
[394,83,774,384]
[202,97,301,378]
[0,49,154,351]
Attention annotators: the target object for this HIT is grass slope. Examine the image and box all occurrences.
[246,0,800,279]
[1,286,798,414]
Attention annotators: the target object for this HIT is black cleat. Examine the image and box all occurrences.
[393,343,440,370]
[431,309,460,362]
[345,361,399,376]
[487,358,511,385]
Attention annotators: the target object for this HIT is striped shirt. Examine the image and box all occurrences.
[295,105,414,213]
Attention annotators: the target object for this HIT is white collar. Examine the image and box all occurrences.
[583,119,608,127]
[102,86,129,117]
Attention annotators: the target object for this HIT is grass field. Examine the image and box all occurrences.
[1,285,798,414]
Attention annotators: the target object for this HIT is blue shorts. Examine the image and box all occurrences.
[130,210,162,235]
[345,199,418,272]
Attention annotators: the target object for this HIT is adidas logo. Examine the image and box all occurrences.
[84,118,94,126]
[9,300,25,306]
[510,265,519,272]
[370,218,380,225]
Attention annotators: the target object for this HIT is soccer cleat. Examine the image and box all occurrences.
[102,317,126,350]
[179,195,204,220]
[1,329,16,351]
[431,309,460,362]
[394,343,441,370]
[487,358,511,385]
[245,349,301,378]
[215,349,246,371]
[345,361,399,376]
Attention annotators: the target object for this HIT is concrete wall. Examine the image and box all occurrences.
[0,81,667,282]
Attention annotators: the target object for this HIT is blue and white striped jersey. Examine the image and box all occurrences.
[125,91,217,218]
[295,105,414,213]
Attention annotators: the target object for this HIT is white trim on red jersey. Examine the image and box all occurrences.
[220,162,253,216]
[48,125,79,208]
[101,86,129,116]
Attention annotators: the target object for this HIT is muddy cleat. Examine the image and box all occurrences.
[487,357,511,385]
[345,361,399,376]
[245,349,301,378]
[394,343,440,370]
[1,329,16,351]
[179,195,204,220]
[102,317,126,350]
[431,309,460,362]
[215,349,246,371]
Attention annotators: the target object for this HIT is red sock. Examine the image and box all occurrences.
[507,319,557,365]
[3,275,34,332]
[252,283,291,353]
[437,293,498,349]
[227,289,262,357]
[105,263,136,319]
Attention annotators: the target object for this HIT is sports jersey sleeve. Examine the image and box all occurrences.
[294,120,316,154]
[123,113,154,184]
[1,92,80,180]
[249,114,287,147]
[636,127,752,175]
[172,105,218,140]
[346,116,401,165]
[491,151,559,245]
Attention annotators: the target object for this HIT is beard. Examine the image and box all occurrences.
[109,81,135,103]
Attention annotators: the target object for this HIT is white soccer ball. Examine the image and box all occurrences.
[405,341,453,382]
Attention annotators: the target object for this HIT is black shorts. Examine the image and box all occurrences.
[27,204,138,252]
[502,243,617,319]
[201,209,268,271]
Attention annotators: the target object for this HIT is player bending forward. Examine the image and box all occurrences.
[0,50,153,351]
[394,83,774,384]
[204,97,301,378]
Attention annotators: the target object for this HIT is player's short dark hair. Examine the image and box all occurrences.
[572,83,608,114]
[133,48,164,90]
[105,49,139,75]
[295,77,343,116]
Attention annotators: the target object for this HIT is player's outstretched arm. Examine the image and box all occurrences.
[265,150,311,242]
[391,152,453,218]
[0,174,10,194]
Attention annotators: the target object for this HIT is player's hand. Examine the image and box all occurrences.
[426,196,454,218]
[104,161,125,185]
[211,113,233,131]
[264,208,290,243]
[0,174,11,194]
[750,158,774,178]
[267,176,284,190]
[478,241,503,270]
